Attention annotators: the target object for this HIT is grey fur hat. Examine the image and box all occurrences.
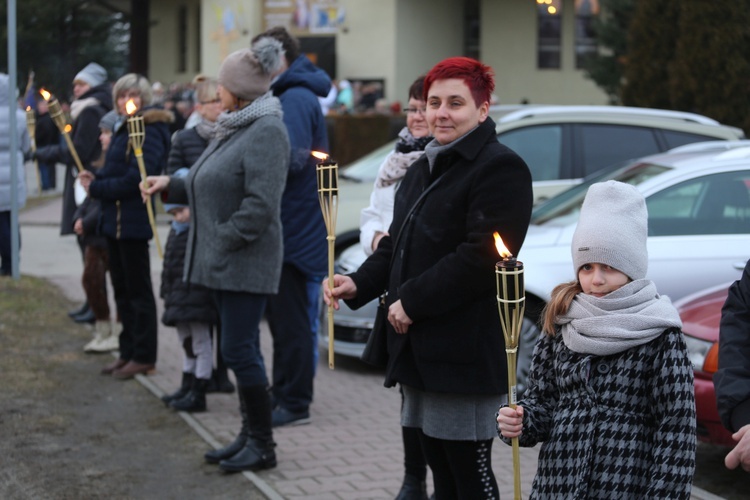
[219,37,283,102]
[74,62,107,87]
[571,180,648,281]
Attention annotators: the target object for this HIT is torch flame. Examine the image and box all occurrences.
[311,151,329,161]
[125,99,138,115]
[493,232,513,260]
[40,89,51,101]
[26,106,31,112]
[64,124,72,133]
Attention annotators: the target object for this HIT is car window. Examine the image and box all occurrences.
[498,125,562,182]
[339,141,397,182]
[578,124,660,176]
[647,171,750,236]
[662,130,730,150]
[531,162,668,225]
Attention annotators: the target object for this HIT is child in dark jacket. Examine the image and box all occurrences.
[497,181,696,499]
[160,168,218,412]
[76,110,119,353]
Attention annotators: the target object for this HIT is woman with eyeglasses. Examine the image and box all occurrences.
[360,76,431,258]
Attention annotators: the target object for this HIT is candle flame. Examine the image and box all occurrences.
[64,124,72,133]
[311,151,328,160]
[40,89,51,101]
[125,99,138,115]
[493,232,513,259]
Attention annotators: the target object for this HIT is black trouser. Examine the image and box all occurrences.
[418,430,499,500]
[266,263,315,413]
[107,237,157,364]
[0,211,16,275]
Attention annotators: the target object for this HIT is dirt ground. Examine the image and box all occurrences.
[0,276,263,500]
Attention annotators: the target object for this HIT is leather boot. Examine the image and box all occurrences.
[68,302,89,318]
[161,372,194,405]
[219,385,277,472]
[207,367,236,394]
[170,377,209,412]
[395,473,428,500]
[205,386,249,464]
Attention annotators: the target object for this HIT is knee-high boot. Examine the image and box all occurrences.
[219,385,277,472]
[204,385,249,464]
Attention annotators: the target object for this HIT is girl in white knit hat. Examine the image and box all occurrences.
[497,180,696,499]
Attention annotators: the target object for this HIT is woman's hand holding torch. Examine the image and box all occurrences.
[139,175,170,203]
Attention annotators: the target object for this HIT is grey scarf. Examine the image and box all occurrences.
[194,118,218,141]
[558,279,682,356]
[214,92,283,142]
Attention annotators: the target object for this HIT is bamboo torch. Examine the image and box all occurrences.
[25,106,42,193]
[40,89,84,173]
[494,231,524,500]
[125,99,163,259]
[313,151,338,369]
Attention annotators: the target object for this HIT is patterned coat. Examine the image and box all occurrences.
[500,328,696,499]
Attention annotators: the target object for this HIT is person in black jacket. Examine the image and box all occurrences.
[324,57,533,499]
[715,259,750,472]
[159,76,223,413]
[34,98,60,191]
[35,62,112,322]
[75,110,120,354]
[79,73,173,380]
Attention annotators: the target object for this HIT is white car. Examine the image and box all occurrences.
[324,140,750,391]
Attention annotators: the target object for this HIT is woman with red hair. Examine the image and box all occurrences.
[325,57,533,498]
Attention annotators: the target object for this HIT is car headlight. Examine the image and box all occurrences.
[682,334,719,374]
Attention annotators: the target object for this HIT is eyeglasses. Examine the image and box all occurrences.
[200,98,221,105]
[403,107,426,115]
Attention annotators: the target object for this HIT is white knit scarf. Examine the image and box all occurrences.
[558,279,682,356]
[214,91,283,142]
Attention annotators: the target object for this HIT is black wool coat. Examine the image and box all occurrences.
[347,118,533,395]
[160,227,218,327]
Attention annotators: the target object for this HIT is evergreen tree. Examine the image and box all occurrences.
[620,1,680,109]
[669,1,750,133]
[582,0,635,104]
[0,0,128,101]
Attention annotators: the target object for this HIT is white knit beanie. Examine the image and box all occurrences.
[74,62,107,87]
[219,37,283,102]
[571,180,648,280]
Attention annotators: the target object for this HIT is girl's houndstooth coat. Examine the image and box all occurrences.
[500,328,696,499]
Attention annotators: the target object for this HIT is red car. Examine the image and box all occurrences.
[675,283,735,447]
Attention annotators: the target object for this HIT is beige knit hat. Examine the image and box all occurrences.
[571,180,649,281]
[218,37,283,102]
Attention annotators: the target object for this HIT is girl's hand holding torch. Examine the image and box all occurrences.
[78,170,95,193]
[497,405,525,439]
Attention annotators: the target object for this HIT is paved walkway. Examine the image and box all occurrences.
[15,163,722,500]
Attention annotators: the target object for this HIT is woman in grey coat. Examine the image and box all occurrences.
[497,181,696,499]
[143,39,289,473]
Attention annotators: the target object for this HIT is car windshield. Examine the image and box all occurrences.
[530,161,670,226]
[339,141,396,182]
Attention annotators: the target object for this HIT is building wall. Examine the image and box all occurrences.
[482,0,607,105]
[148,0,609,105]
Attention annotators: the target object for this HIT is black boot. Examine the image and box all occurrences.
[73,307,96,324]
[219,385,277,472]
[68,302,89,318]
[207,367,236,394]
[161,372,194,405]
[170,378,209,412]
[205,387,249,464]
[395,473,428,500]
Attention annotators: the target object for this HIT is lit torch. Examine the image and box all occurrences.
[126,99,163,259]
[494,231,524,500]
[25,106,42,193]
[40,88,84,173]
[313,151,338,369]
